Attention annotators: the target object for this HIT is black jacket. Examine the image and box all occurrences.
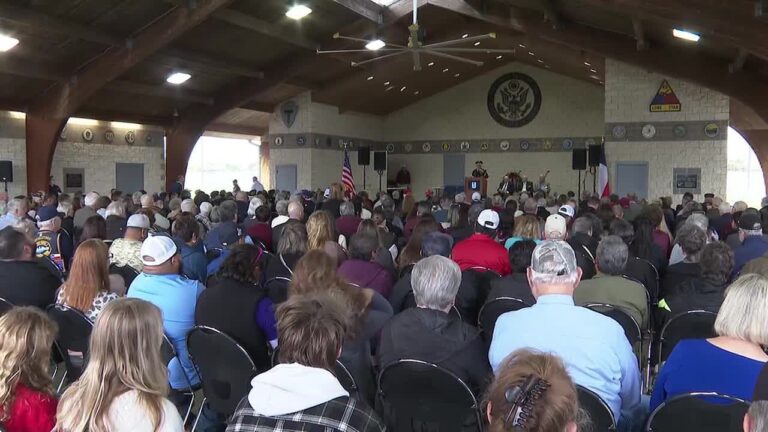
[624,256,659,303]
[0,260,60,309]
[656,277,726,332]
[389,268,414,314]
[378,308,491,396]
[195,276,270,371]
[660,262,701,299]
[568,232,598,280]
[263,252,302,303]
[487,273,535,306]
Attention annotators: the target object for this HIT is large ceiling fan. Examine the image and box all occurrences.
[317,0,515,71]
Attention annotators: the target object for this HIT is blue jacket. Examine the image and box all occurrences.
[733,235,768,276]
[178,241,208,283]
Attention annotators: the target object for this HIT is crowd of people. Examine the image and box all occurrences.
[0,180,766,431]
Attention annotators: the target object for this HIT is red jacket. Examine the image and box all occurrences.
[2,384,57,432]
[452,234,512,276]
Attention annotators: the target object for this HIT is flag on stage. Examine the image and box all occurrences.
[342,150,356,195]
[597,145,610,198]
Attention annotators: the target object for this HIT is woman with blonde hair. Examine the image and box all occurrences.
[56,239,119,320]
[0,307,58,432]
[55,298,183,432]
[651,273,768,411]
[504,214,542,249]
[306,210,346,265]
[486,349,582,432]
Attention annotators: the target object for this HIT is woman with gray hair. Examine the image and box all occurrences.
[378,255,491,396]
[104,201,127,241]
[651,273,768,412]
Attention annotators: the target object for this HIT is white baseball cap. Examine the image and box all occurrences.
[471,192,481,202]
[544,214,568,240]
[477,209,499,230]
[127,214,150,229]
[180,199,197,214]
[140,235,177,266]
[558,204,575,219]
[84,191,100,207]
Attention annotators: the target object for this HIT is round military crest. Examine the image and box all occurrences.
[442,142,450,151]
[480,142,489,151]
[274,136,284,146]
[487,72,542,128]
[673,125,687,138]
[82,129,94,142]
[562,138,574,150]
[145,133,153,144]
[386,143,395,153]
[297,136,306,146]
[125,131,136,145]
[460,141,470,151]
[520,140,530,151]
[499,140,510,151]
[704,123,720,138]
[104,130,114,143]
[543,140,552,150]
[612,125,627,139]
[404,143,413,152]
[422,142,431,152]
[314,137,321,146]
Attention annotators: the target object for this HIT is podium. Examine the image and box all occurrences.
[464,177,487,202]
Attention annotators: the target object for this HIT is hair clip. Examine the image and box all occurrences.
[503,375,550,429]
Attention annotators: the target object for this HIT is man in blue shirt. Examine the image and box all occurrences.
[128,235,204,390]
[489,240,643,430]
[733,212,768,276]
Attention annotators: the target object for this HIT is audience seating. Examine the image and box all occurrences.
[645,392,749,432]
[377,359,484,432]
[657,310,717,365]
[109,263,140,289]
[264,277,291,303]
[160,333,200,424]
[477,297,531,343]
[576,385,616,431]
[270,346,360,397]
[46,304,93,383]
[0,297,13,316]
[464,267,501,308]
[186,325,259,429]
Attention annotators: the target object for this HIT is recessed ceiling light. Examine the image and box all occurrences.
[365,39,386,51]
[462,33,469,39]
[442,68,449,72]
[367,76,374,81]
[166,72,191,85]
[590,69,597,73]
[599,81,604,85]
[370,0,398,5]
[528,51,535,56]
[414,91,420,95]
[537,59,544,63]
[454,73,461,77]
[584,61,591,66]
[496,55,503,60]
[384,81,390,86]
[673,28,700,42]
[286,4,312,20]
[428,62,435,66]
[0,34,19,52]
[400,86,407,92]
[518,44,526,48]
[473,41,481,46]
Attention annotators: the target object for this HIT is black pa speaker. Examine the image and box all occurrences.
[572,148,587,170]
[374,152,387,171]
[0,161,12,182]
[588,145,601,167]
[358,147,371,166]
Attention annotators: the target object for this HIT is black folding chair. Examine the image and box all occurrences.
[39,256,65,282]
[658,310,717,365]
[265,277,291,304]
[46,304,94,384]
[466,266,501,307]
[645,392,748,432]
[160,333,200,425]
[477,297,531,343]
[377,359,484,432]
[109,262,140,290]
[585,304,642,355]
[0,297,13,316]
[187,326,260,430]
[577,385,616,431]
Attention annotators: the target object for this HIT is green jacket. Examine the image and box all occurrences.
[574,273,649,329]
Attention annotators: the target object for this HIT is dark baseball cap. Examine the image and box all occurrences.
[35,206,59,223]
[738,212,762,231]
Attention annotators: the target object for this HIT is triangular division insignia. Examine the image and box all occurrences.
[650,80,681,112]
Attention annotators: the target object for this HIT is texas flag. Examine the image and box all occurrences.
[597,145,610,197]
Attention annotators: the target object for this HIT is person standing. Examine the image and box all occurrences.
[232,179,241,194]
[171,175,184,196]
[395,165,411,186]
[250,176,264,192]
[48,176,62,196]
[471,161,489,178]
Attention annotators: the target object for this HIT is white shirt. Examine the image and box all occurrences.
[107,390,184,432]
[251,180,264,192]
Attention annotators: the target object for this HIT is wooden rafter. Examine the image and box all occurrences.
[333,0,384,23]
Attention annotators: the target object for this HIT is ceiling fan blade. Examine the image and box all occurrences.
[317,48,401,54]
[351,50,409,67]
[431,48,516,53]
[423,33,496,49]
[424,49,484,67]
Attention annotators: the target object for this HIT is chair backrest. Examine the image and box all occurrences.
[0,297,13,317]
[46,304,94,381]
[659,310,718,363]
[576,385,616,431]
[477,297,531,341]
[585,304,642,346]
[186,326,258,417]
[645,392,749,432]
[109,263,140,288]
[466,267,501,307]
[377,359,483,432]
[39,256,65,282]
[265,277,291,303]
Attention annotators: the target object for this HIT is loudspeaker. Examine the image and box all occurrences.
[0,161,12,182]
[588,145,601,167]
[374,152,387,171]
[358,147,371,165]
[572,148,587,170]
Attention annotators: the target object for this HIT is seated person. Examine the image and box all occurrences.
[55,299,184,431]
[245,205,272,251]
[336,201,362,241]
[487,240,538,306]
[307,211,347,266]
[389,232,451,313]
[453,210,512,276]
[263,221,307,303]
[0,307,58,431]
[0,227,60,309]
[226,294,385,432]
[127,236,204,391]
[504,214,542,250]
[485,349,584,432]
[489,240,641,429]
[567,216,598,280]
[108,214,149,272]
[651,273,768,411]
[338,233,394,299]
[56,239,119,320]
[574,235,649,329]
[657,241,733,330]
[379,255,491,395]
[660,223,707,298]
[172,213,207,283]
[204,200,238,250]
[34,205,73,272]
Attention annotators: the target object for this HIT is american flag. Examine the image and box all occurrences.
[342,150,356,195]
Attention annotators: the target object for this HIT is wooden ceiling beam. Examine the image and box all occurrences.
[239,101,274,113]
[632,18,648,51]
[333,0,384,23]
[541,0,561,30]
[212,9,317,51]
[730,48,750,73]
[159,48,264,79]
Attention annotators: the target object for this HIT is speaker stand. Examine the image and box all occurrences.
[363,165,366,192]
[577,170,581,201]
[377,170,384,193]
